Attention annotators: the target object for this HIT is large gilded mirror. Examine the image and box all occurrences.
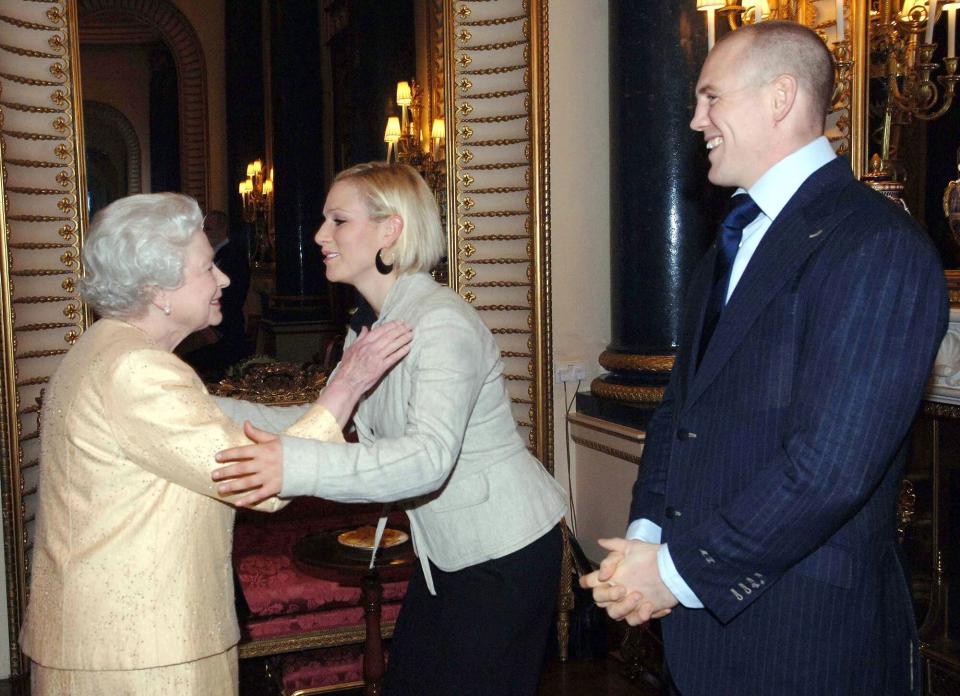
[0,0,551,675]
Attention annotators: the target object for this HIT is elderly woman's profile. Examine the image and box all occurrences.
[19,192,411,695]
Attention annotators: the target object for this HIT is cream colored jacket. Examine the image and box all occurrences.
[20,319,341,670]
[282,273,567,592]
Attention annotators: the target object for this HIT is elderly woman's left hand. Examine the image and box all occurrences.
[334,320,413,394]
[316,321,412,427]
[212,420,283,506]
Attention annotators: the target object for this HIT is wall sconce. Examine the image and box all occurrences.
[382,79,445,192]
[238,158,275,267]
[871,0,960,180]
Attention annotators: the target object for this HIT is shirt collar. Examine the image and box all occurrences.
[742,135,837,223]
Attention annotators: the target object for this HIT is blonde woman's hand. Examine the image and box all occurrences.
[212,420,283,507]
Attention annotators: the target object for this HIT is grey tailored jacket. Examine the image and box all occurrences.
[279,272,567,592]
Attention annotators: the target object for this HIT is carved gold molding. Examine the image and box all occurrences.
[590,379,665,404]
[238,621,396,660]
[598,351,675,373]
[446,0,552,470]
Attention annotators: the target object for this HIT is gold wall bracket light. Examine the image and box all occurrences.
[383,80,445,193]
[871,0,960,180]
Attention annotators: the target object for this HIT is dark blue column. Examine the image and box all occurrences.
[579,1,726,427]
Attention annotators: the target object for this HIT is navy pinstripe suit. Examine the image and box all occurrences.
[630,158,948,695]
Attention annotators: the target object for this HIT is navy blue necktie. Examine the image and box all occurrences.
[698,193,761,366]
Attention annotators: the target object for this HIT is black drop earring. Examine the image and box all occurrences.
[375,248,394,275]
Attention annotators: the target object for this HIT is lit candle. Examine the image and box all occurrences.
[926,0,938,44]
[948,6,957,58]
[835,0,845,39]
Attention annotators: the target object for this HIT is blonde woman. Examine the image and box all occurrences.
[213,163,568,696]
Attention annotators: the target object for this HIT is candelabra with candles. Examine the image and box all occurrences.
[238,159,275,268]
[870,0,960,179]
[383,80,445,194]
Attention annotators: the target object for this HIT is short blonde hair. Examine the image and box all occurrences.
[334,162,444,274]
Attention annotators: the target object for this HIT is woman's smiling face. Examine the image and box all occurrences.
[315,180,390,289]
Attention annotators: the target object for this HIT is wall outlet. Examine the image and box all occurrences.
[555,360,587,383]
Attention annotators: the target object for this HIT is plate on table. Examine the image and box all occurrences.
[337,525,409,550]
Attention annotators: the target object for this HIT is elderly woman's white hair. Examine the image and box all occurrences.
[334,162,444,274]
[79,193,204,318]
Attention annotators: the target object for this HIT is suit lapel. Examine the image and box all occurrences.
[683,159,857,410]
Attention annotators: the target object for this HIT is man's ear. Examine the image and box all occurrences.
[382,214,404,247]
[770,73,798,122]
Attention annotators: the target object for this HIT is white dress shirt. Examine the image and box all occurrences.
[626,136,838,608]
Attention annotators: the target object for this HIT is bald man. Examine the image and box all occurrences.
[583,21,946,695]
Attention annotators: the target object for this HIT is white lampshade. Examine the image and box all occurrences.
[396,81,413,107]
[384,117,402,143]
[431,117,445,141]
[943,1,960,9]
[697,0,724,9]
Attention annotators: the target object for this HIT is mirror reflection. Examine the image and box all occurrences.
[865,0,960,265]
[77,0,439,377]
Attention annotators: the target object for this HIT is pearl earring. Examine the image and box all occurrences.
[163,305,171,316]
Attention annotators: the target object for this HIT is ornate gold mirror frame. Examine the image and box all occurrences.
[0,0,550,675]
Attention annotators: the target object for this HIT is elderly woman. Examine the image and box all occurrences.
[213,163,568,696]
[19,193,411,695]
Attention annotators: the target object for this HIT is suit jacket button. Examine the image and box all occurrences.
[665,506,682,519]
[677,428,697,441]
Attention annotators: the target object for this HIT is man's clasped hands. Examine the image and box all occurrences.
[579,538,679,626]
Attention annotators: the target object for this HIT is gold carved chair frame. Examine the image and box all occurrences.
[0,0,553,675]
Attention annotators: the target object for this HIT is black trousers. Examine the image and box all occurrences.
[384,524,563,696]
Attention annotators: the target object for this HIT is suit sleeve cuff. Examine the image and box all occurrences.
[626,518,662,544]
[658,543,703,609]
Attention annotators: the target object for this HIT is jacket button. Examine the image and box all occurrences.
[677,428,697,441]
[665,506,682,519]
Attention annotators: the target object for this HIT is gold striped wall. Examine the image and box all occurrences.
[0,0,87,674]
[446,0,553,470]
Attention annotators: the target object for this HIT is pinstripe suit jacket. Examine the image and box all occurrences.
[630,158,947,695]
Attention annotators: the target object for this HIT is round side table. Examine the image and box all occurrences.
[293,528,414,696]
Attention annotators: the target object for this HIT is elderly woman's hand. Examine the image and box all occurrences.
[336,321,412,393]
[318,321,412,426]
[212,421,283,507]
